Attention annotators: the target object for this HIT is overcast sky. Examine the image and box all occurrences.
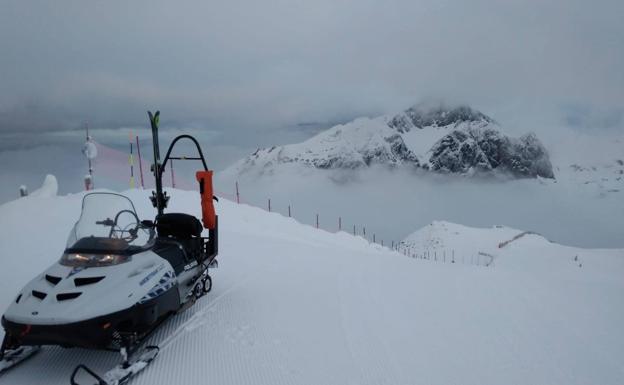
[1,0,623,136]
[0,0,623,202]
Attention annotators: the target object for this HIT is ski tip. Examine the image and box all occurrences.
[148,110,160,127]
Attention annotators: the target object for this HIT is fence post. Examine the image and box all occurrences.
[373,234,376,243]
[128,133,135,188]
[235,181,240,204]
[363,227,366,237]
[338,217,342,231]
[268,198,271,212]
[452,249,455,263]
[381,240,383,247]
[353,225,356,236]
[316,214,319,229]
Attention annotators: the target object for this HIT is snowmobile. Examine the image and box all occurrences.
[0,111,219,384]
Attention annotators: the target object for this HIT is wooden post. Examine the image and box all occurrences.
[288,205,291,217]
[268,198,271,212]
[235,181,240,204]
[338,217,342,231]
[316,214,319,229]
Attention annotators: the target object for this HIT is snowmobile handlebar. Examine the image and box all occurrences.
[161,134,208,172]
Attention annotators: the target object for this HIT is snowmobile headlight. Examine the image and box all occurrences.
[60,253,130,267]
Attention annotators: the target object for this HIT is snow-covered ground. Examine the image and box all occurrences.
[0,182,623,385]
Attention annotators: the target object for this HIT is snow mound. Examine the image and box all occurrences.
[29,174,58,198]
[402,220,623,273]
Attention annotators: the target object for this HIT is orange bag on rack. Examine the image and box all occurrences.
[196,170,216,229]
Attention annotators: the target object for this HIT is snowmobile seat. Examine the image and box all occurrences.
[156,213,202,239]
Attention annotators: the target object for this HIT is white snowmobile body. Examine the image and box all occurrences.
[1,192,216,350]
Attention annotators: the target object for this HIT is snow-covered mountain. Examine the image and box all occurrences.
[225,104,554,179]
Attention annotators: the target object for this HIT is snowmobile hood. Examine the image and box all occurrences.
[3,250,176,325]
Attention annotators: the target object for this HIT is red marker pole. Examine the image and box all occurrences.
[170,159,176,188]
[136,136,145,188]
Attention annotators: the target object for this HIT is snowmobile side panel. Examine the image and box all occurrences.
[1,285,179,349]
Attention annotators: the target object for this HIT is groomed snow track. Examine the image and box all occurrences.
[1,189,623,385]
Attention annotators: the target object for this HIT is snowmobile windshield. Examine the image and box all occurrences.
[65,193,154,256]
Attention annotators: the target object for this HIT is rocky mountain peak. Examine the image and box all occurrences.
[225,103,554,180]
[388,103,494,133]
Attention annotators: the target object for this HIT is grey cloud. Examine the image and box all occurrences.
[0,0,622,140]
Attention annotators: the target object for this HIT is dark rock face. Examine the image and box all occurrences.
[428,128,554,178]
[311,156,364,170]
[389,105,493,132]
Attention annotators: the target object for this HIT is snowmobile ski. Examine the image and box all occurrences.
[70,345,159,385]
[0,345,41,375]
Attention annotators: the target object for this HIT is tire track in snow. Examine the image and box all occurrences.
[158,273,252,352]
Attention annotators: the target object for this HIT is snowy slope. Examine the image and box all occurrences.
[1,185,624,385]
[401,221,623,273]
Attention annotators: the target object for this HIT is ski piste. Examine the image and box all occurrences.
[0,110,220,384]
[67,275,233,385]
